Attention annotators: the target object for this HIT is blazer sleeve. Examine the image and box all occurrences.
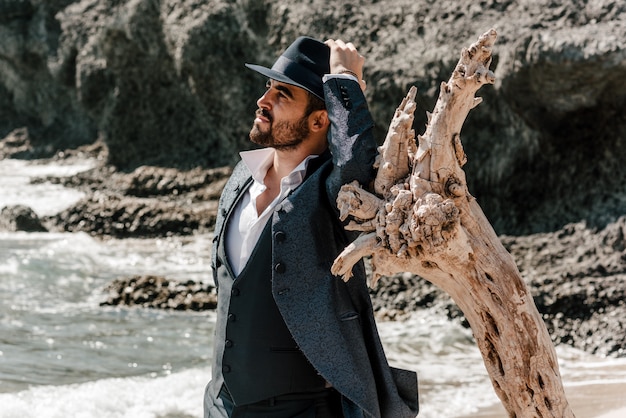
[323,77,378,202]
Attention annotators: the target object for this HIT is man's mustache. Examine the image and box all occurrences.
[255,109,272,123]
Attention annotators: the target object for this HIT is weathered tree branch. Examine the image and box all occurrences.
[333,29,575,418]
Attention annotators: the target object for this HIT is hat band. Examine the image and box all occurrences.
[271,55,324,99]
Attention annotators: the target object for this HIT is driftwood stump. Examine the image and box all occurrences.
[333,29,575,418]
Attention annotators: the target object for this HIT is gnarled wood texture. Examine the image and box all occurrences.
[333,29,575,418]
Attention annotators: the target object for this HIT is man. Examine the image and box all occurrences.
[204,36,419,418]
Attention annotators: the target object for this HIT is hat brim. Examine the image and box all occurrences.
[245,63,325,101]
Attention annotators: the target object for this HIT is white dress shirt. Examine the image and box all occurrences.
[225,148,318,276]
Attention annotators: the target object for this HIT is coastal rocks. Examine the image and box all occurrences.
[47,163,231,238]
[0,0,261,169]
[0,0,97,157]
[101,275,217,311]
[484,18,626,235]
[538,275,626,357]
[55,193,216,237]
[371,217,626,357]
[0,204,47,232]
[1,0,625,235]
[0,127,32,159]
[502,218,626,357]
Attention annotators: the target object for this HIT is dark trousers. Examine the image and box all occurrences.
[218,385,344,418]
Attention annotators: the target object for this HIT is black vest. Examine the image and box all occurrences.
[218,222,326,406]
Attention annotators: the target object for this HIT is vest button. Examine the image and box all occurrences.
[274,231,286,242]
[231,287,240,296]
[274,262,286,273]
[228,313,236,322]
[225,339,233,348]
[221,208,228,217]
[223,365,231,373]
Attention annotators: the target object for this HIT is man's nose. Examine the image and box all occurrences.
[257,91,271,109]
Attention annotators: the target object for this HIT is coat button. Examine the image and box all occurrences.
[225,339,233,348]
[274,262,286,274]
[274,231,286,242]
[231,287,240,296]
[215,258,222,268]
[340,87,352,109]
[221,208,228,217]
[223,365,231,373]
[228,313,236,322]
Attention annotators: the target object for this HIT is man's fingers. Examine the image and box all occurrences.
[326,39,366,82]
[325,39,355,52]
[345,42,357,51]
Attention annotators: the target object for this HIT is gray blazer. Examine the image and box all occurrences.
[205,77,419,418]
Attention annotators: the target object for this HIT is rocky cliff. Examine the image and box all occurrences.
[1,0,625,234]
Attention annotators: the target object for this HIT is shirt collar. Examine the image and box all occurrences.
[240,148,274,184]
[239,148,319,186]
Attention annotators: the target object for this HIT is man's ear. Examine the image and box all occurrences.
[309,110,330,132]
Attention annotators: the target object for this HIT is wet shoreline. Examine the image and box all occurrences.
[460,382,626,418]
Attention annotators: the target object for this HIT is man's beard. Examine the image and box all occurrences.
[249,109,310,151]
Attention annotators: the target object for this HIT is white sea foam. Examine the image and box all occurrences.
[0,368,210,418]
[97,235,214,283]
[0,158,97,216]
[378,311,499,417]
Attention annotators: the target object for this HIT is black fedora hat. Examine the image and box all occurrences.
[245,36,330,101]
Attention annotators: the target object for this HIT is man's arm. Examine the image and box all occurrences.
[323,40,378,202]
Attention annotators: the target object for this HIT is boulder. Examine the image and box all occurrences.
[0,204,47,232]
[48,164,230,238]
[100,275,218,311]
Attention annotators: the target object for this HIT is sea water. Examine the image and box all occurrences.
[1,158,626,418]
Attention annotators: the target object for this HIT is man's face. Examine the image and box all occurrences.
[249,80,311,150]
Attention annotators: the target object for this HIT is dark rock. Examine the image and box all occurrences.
[101,275,217,311]
[0,205,47,232]
[501,216,626,357]
[45,163,230,237]
[369,272,451,321]
[53,193,217,238]
[0,127,33,159]
[0,0,35,23]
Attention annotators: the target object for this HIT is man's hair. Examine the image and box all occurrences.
[305,91,326,115]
